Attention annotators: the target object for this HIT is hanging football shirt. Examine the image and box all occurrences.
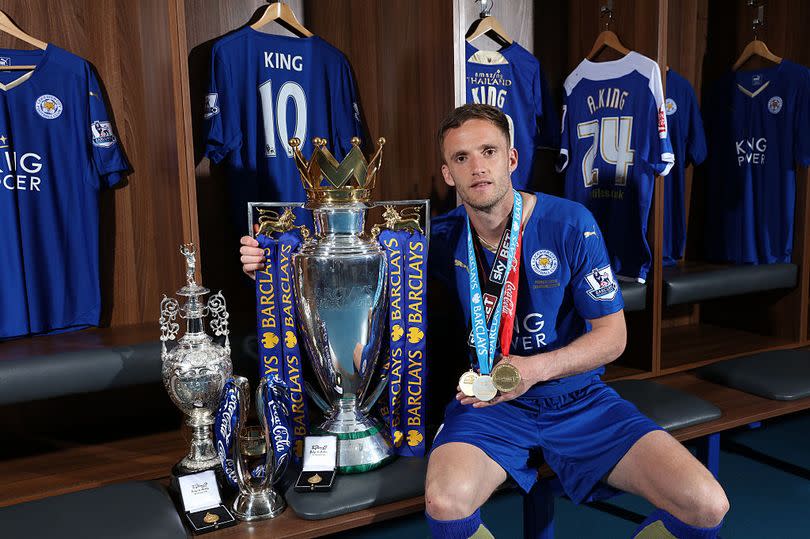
[0,45,129,339]
[559,52,674,283]
[663,69,707,266]
[429,193,623,397]
[703,61,810,264]
[466,42,559,190]
[204,28,363,217]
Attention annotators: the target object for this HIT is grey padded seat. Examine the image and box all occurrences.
[0,481,189,539]
[285,456,427,520]
[0,342,162,406]
[620,281,646,312]
[610,379,722,431]
[663,263,797,306]
[696,349,810,401]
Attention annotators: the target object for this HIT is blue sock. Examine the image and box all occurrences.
[632,509,722,538]
[426,508,486,539]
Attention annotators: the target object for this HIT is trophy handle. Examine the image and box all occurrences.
[360,371,390,416]
[304,380,333,414]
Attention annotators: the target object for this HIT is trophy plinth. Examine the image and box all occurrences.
[161,244,232,475]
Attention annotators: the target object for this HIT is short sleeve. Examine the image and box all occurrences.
[649,64,675,176]
[569,211,625,319]
[795,68,810,167]
[332,58,364,160]
[87,66,128,188]
[686,86,707,165]
[203,50,240,163]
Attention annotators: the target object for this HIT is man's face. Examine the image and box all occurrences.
[440,119,517,212]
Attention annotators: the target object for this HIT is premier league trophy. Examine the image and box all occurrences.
[160,244,232,473]
[289,136,394,472]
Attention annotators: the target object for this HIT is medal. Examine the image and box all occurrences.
[491,362,521,393]
[472,375,497,402]
[203,512,220,524]
[308,473,323,485]
[458,370,479,396]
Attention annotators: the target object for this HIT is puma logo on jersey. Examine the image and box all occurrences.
[584,230,598,238]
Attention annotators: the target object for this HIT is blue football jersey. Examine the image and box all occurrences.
[559,52,674,282]
[663,69,707,266]
[0,45,128,339]
[704,61,810,264]
[204,28,363,214]
[466,42,559,190]
[429,193,624,397]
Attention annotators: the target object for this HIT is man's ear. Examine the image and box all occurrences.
[508,147,518,174]
[441,164,456,187]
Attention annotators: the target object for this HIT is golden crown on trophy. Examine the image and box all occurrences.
[290,136,385,204]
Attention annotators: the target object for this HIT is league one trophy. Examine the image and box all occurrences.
[250,135,429,473]
[160,244,232,473]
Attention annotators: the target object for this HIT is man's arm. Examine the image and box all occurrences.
[458,309,626,408]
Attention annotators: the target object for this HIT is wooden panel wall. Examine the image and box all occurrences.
[0,1,193,328]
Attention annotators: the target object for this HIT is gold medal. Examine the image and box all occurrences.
[472,374,497,401]
[203,512,220,524]
[458,370,478,396]
[492,362,521,393]
[307,473,323,484]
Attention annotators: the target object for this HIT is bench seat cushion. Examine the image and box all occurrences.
[0,481,188,539]
[285,456,427,520]
[620,281,646,312]
[663,264,797,306]
[695,349,810,401]
[609,379,722,431]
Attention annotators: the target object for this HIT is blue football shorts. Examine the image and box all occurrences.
[431,379,663,504]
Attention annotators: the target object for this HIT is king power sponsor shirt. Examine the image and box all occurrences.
[0,45,128,339]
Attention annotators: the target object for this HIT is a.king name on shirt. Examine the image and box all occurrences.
[1,150,44,192]
[736,137,766,166]
[264,51,303,72]
[586,88,630,115]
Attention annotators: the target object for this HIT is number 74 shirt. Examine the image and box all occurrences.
[558,52,674,283]
[204,28,362,207]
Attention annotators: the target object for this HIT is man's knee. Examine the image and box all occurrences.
[425,477,480,520]
[683,478,730,528]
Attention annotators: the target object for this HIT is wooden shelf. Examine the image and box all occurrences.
[0,323,156,361]
[661,323,796,374]
[603,364,651,381]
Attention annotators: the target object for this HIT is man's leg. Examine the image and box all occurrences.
[424,441,507,538]
[606,430,729,537]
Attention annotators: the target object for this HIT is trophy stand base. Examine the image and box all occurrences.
[314,420,395,474]
[232,489,286,521]
[175,454,221,475]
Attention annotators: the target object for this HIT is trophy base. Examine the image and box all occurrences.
[314,416,395,474]
[176,453,221,475]
[232,489,286,521]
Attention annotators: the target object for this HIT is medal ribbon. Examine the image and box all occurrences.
[214,378,240,488]
[402,230,427,457]
[256,234,284,379]
[277,230,307,463]
[466,190,522,375]
[498,223,523,355]
[379,229,407,452]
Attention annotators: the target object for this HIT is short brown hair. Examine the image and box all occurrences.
[437,104,511,159]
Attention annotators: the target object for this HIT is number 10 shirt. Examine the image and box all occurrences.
[204,28,362,211]
[559,52,674,283]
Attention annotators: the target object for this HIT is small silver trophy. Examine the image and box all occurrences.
[229,376,287,521]
[161,244,232,473]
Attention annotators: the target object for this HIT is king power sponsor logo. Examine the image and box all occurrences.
[736,137,767,166]
[0,141,45,192]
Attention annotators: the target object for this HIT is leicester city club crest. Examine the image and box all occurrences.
[665,98,677,115]
[768,96,783,114]
[35,95,63,120]
[531,249,558,277]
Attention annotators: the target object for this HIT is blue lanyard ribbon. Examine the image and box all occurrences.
[214,377,240,488]
[466,190,522,375]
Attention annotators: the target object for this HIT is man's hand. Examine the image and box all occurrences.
[455,355,540,408]
[240,233,265,280]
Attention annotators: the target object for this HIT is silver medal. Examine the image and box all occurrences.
[472,374,497,402]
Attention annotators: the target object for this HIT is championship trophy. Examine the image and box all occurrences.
[221,376,289,521]
[290,136,394,472]
[160,244,232,473]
